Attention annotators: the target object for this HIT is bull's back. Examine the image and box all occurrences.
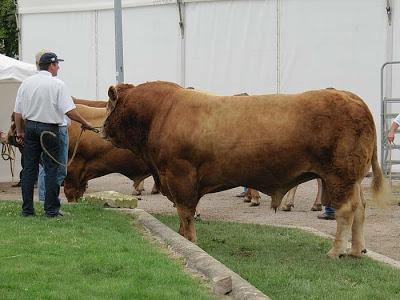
[157,89,375,188]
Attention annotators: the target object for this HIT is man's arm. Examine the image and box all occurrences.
[388,121,399,143]
[14,113,25,145]
[66,108,94,130]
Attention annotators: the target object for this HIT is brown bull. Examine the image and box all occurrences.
[103,81,388,259]
[64,102,157,201]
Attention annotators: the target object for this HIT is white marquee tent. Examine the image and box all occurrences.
[0,54,36,182]
[7,0,400,180]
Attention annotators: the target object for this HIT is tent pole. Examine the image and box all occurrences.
[178,0,185,87]
[114,0,124,84]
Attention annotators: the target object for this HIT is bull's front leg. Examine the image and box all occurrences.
[150,182,159,194]
[311,178,323,211]
[159,166,199,242]
[176,204,198,242]
[280,186,298,211]
[132,179,144,196]
[244,188,261,206]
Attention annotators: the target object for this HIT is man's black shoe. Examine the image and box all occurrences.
[45,210,68,218]
[46,213,62,218]
[21,212,35,217]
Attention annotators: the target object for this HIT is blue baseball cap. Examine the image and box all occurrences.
[39,52,64,64]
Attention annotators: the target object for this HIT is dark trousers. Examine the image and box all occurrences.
[19,147,24,182]
[21,120,60,216]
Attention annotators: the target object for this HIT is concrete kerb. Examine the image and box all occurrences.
[109,208,400,299]
[118,208,270,300]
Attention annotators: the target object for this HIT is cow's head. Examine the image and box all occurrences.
[63,177,88,202]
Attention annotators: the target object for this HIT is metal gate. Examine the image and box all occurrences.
[381,61,400,179]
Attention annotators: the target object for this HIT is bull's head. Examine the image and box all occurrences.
[102,85,119,142]
[103,84,135,149]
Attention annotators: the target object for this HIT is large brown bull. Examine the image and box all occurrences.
[64,103,157,201]
[103,81,388,259]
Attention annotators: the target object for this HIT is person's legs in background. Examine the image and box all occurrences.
[38,162,45,202]
[317,206,336,220]
[56,126,68,200]
[236,187,248,198]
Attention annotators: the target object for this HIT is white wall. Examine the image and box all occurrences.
[16,0,397,174]
[185,0,277,95]
[20,11,97,99]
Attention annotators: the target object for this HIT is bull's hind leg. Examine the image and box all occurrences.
[327,183,358,259]
[350,183,366,257]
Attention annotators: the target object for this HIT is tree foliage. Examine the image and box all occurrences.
[0,0,18,58]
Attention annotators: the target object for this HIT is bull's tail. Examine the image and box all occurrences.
[371,140,392,207]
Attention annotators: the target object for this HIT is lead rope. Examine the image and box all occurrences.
[1,142,16,180]
[388,141,396,188]
[40,126,101,167]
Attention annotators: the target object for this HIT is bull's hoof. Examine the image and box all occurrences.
[132,191,142,196]
[249,201,260,207]
[348,250,363,258]
[361,248,367,254]
[311,204,322,211]
[280,204,293,212]
[243,198,251,203]
[327,248,346,259]
[194,212,201,220]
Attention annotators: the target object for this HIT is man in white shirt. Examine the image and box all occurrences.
[34,50,69,205]
[14,52,94,217]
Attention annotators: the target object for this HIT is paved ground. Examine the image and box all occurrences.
[1,174,399,261]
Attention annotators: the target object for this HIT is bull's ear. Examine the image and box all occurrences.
[108,86,118,104]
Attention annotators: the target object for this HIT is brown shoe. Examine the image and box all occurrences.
[317,212,335,220]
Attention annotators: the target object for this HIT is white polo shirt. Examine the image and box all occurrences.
[394,114,400,126]
[14,71,75,126]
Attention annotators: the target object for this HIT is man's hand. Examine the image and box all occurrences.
[388,130,396,144]
[81,122,95,132]
[16,132,24,146]
[0,131,7,144]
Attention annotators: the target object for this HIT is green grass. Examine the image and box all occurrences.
[156,215,400,300]
[0,201,215,300]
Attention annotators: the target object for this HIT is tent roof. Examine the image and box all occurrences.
[18,0,217,14]
[0,54,37,82]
